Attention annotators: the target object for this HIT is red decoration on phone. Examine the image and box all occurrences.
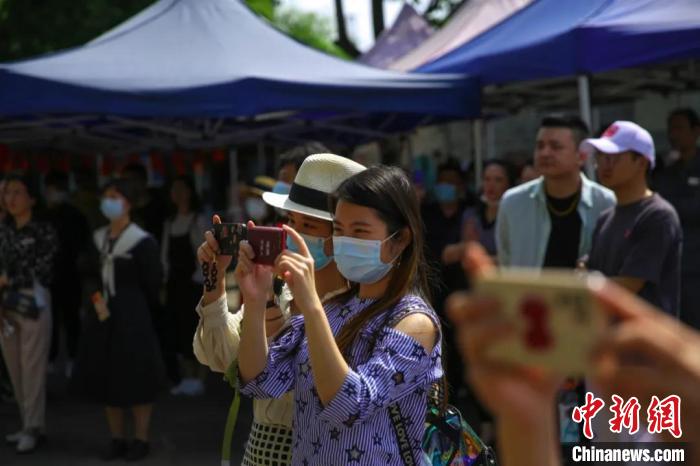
[520,295,553,350]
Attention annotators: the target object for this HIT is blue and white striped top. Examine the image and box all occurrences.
[240,294,443,466]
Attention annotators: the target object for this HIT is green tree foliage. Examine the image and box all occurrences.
[244,0,349,59]
[273,7,349,59]
[244,0,277,21]
[0,0,154,61]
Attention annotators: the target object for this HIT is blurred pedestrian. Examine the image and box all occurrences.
[44,170,91,377]
[583,121,682,316]
[121,162,168,244]
[161,175,208,396]
[72,178,164,462]
[462,159,515,258]
[242,176,276,226]
[497,115,616,268]
[421,158,470,405]
[518,158,539,184]
[654,108,700,329]
[0,173,58,454]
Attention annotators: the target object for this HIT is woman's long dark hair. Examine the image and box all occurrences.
[331,165,431,359]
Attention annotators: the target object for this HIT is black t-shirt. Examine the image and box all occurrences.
[543,191,582,269]
[587,193,682,315]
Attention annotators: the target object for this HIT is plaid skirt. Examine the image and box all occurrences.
[241,421,293,466]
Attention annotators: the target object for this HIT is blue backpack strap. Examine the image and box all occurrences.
[221,361,241,466]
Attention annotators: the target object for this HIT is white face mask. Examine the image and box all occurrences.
[245,198,269,222]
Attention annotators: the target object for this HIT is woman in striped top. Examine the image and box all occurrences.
[237,166,442,465]
[195,153,366,465]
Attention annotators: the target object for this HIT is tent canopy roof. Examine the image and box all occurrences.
[420,0,700,85]
[391,0,531,72]
[0,0,478,119]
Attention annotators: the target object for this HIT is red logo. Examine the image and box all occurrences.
[609,395,641,435]
[648,395,682,439]
[603,124,619,138]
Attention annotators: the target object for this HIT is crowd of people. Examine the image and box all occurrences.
[0,107,697,465]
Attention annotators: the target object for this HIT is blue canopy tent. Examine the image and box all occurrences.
[0,0,479,153]
[420,0,700,84]
[418,0,700,181]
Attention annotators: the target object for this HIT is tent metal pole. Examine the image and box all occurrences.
[473,118,483,191]
[578,74,595,179]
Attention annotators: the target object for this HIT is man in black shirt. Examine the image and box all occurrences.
[584,121,682,316]
[654,108,700,327]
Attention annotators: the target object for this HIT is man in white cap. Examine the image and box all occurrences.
[583,121,682,316]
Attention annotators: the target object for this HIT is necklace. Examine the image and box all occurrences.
[546,192,580,217]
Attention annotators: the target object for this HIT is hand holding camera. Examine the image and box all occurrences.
[273,225,322,316]
[233,221,275,307]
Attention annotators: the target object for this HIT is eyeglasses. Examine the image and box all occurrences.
[593,153,623,166]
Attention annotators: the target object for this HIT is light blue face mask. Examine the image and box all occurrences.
[100,198,124,221]
[434,183,457,203]
[286,232,333,270]
[332,232,398,284]
[272,181,291,195]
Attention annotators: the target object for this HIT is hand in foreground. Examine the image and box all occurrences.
[592,282,700,436]
[446,243,564,427]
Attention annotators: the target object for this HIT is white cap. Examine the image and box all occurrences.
[262,153,366,221]
[580,121,655,169]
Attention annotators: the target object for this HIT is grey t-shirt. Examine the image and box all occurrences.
[588,193,682,316]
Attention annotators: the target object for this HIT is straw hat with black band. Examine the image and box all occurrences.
[262,153,366,220]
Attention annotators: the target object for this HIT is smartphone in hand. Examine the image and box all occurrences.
[213,223,286,265]
[475,269,607,375]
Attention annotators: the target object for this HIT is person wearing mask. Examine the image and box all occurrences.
[497,115,616,269]
[72,178,164,462]
[654,108,700,329]
[462,160,516,258]
[161,176,208,397]
[447,243,700,466]
[121,163,167,244]
[44,171,91,378]
[195,153,365,465]
[421,159,470,410]
[243,176,276,226]
[0,173,58,454]
[583,122,682,316]
[236,166,442,465]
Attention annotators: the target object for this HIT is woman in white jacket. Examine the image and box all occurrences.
[193,153,365,466]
